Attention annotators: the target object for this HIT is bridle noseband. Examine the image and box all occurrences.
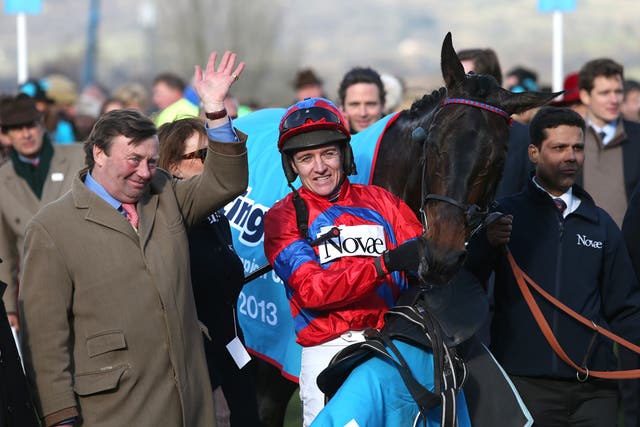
[418,98,511,243]
[422,194,487,243]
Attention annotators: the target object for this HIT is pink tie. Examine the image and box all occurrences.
[121,203,139,229]
[553,198,567,214]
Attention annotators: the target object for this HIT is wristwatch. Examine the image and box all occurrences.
[205,109,227,120]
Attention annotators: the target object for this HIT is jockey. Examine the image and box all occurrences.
[263,97,425,426]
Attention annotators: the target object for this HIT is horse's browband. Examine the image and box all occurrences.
[441,98,513,125]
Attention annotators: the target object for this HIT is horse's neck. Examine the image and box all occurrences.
[372,113,435,216]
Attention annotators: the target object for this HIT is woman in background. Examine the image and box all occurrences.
[158,117,261,427]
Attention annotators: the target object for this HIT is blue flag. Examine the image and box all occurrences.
[5,0,42,14]
[538,0,576,12]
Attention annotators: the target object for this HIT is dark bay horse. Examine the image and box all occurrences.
[254,32,559,427]
[372,33,557,285]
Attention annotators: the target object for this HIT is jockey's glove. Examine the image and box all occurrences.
[378,238,422,274]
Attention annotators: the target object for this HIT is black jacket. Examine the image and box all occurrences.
[467,178,640,378]
[187,212,261,426]
[0,282,40,427]
[188,211,246,388]
[623,182,640,280]
[621,118,640,200]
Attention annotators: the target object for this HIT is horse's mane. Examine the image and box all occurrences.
[407,87,447,120]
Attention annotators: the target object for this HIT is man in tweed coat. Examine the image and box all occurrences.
[19,51,247,427]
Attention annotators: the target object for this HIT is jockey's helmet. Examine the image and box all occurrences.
[277,97,356,182]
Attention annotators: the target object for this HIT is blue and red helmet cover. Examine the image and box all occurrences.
[278,97,350,153]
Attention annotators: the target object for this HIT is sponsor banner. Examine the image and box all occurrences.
[232,109,396,379]
[317,224,386,264]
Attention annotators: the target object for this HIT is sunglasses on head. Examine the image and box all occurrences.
[180,148,207,163]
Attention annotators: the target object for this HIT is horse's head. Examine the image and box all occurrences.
[416,32,560,285]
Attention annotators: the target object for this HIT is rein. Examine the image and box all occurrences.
[506,248,640,380]
[418,97,511,241]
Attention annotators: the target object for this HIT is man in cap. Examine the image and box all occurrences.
[263,97,425,425]
[0,94,84,330]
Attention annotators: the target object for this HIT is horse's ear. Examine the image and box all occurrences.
[499,90,564,115]
[441,32,466,90]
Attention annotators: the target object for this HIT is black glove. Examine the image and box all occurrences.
[382,238,423,273]
[485,213,513,247]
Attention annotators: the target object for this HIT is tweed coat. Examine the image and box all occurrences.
[19,136,248,427]
[0,142,85,313]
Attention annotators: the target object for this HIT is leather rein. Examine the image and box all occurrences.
[418,98,511,242]
[506,247,640,380]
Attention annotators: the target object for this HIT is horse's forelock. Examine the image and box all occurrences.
[449,73,502,104]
